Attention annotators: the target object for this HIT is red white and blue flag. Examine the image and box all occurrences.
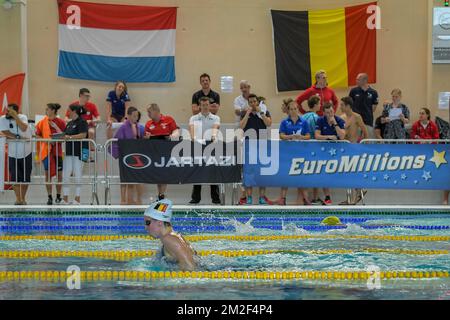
[57,0,177,83]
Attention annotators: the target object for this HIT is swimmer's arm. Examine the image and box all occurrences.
[164,238,196,271]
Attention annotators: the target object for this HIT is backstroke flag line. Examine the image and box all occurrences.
[57,0,177,83]
[271,2,377,92]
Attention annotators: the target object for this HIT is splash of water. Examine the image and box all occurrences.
[221,216,255,234]
[281,222,310,235]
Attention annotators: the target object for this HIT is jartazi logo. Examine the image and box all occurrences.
[123,154,151,169]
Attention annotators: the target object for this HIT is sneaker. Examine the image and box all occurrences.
[59,200,69,205]
[238,197,247,205]
[303,198,312,206]
[259,196,273,205]
[189,199,200,205]
[158,194,165,201]
[212,199,221,205]
[274,198,286,205]
[70,200,81,205]
[47,196,53,206]
[311,198,324,206]
[246,196,253,205]
[55,196,62,204]
[323,196,332,206]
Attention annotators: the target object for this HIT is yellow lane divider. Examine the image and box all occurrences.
[0,270,448,282]
[0,235,448,242]
[0,248,447,260]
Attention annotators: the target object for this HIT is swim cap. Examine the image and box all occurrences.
[321,216,342,226]
[144,199,173,223]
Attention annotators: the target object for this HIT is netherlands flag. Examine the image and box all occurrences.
[57,0,177,83]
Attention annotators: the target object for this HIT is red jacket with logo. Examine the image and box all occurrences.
[411,120,440,140]
[296,85,339,116]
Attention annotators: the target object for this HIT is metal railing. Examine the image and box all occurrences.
[2,138,99,204]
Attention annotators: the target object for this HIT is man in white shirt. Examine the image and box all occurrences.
[188,97,221,204]
[0,104,32,205]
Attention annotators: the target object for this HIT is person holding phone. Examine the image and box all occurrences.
[0,103,32,205]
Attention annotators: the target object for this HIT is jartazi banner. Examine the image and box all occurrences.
[118,140,242,184]
[243,140,450,190]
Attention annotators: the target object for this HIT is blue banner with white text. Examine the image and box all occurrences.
[243,140,450,190]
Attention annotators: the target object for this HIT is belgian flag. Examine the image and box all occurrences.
[271,2,377,92]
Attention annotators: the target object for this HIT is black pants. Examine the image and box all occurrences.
[191,185,220,202]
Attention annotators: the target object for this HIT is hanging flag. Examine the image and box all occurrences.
[57,0,177,83]
[271,2,377,92]
[0,73,25,115]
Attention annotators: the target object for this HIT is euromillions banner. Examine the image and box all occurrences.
[243,141,450,190]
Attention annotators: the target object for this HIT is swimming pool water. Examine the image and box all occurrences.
[0,210,449,300]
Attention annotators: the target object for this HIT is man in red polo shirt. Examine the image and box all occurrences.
[144,103,180,200]
[65,88,101,141]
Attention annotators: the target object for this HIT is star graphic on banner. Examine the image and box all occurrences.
[311,152,316,156]
[394,180,398,185]
[340,148,345,153]
[429,150,447,169]
[422,171,432,181]
[329,148,337,156]
[401,174,407,180]
[372,177,377,181]
[414,180,419,185]
[321,147,326,152]
[363,174,368,179]
[383,174,390,181]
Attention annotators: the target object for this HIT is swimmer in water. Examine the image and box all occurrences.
[144,199,197,271]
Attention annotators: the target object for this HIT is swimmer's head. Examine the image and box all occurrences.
[144,199,173,237]
[321,216,343,226]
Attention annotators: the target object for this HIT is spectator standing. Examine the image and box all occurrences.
[106,81,131,139]
[275,98,311,205]
[381,89,410,140]
[0,104,32,205]
[296,70,338,116]
[349,73,379,138]
[144,103,180,201]
[339,97,368,205]
[114,107,145,205]
[191,73,220,115]
[240,94,273,205]
[62,105,88,205]
[36,103,66,205]
[66,88,100,142]
[189,97,221,204]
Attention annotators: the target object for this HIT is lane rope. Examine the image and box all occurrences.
[0,248,448,260]
[0,270,448,282]
[0,235,449,242]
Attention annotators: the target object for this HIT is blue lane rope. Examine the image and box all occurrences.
[1,216,447,223]
[0,225,448,233]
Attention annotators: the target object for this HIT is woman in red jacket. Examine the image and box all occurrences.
[295,70,339,116]
[411,108,448,205]
[411,108,439,140]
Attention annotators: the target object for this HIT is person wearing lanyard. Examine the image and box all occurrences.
[274,98,311,206]
[314,103,346,206]
[62,105,88,205]
[106,81,131,139]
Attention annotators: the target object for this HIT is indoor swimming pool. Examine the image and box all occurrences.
[0,207,449,300]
